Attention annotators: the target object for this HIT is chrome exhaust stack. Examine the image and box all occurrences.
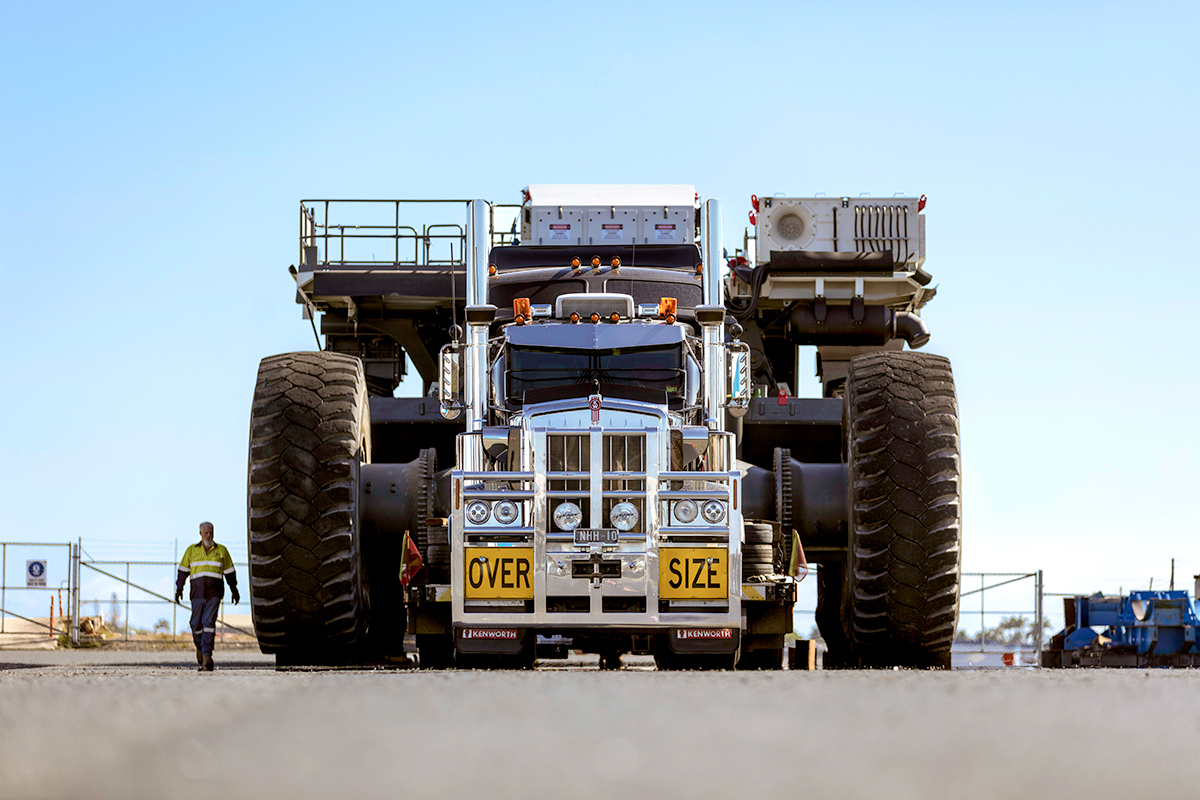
[462,200,493,472]
[699,199,726,432]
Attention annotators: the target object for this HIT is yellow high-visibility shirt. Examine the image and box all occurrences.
[177,543,237,600]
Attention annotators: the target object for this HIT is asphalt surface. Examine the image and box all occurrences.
[2,650,1198,799]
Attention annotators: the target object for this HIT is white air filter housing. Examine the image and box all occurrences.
[754,195,925,267]
[760,199,818,251]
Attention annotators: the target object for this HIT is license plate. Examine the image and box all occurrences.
[574,528,619,545]
[464,547,534,599]
[659,547,727,599]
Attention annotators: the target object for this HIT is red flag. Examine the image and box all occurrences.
[400,530,424,587]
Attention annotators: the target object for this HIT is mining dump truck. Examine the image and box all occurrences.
[247,186,960,669]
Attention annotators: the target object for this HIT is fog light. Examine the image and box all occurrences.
[553,501,582,531]
[610,502,639,532]
[701,499,726,524]
[466,500,491,525]
[494,500,519,525]
[674,499,699,524]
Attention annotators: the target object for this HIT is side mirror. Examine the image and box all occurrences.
[728,342,750,418]
[439,343,462,419]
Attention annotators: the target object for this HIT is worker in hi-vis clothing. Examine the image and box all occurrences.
[175,521,239,671]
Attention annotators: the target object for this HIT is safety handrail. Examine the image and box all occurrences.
[300,199,523,268]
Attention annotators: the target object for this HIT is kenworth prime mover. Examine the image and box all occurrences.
[247,186,960,669]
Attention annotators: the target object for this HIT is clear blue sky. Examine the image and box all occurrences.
[3,1,1197,596]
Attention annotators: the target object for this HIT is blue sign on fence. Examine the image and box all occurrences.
[26,560,47,587]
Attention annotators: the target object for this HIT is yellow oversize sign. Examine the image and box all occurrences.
[659,547,728,599]
[464,547,534,599]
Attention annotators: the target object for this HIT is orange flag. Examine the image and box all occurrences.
[400,530,424,587]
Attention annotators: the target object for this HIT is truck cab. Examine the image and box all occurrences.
[436,191,755,668]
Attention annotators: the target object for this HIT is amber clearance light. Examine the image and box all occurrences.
[659,297,678,319]
[513,297,532,324]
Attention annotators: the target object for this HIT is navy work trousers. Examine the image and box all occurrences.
[190,596,221,656]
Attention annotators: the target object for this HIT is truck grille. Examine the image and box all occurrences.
[545,432,647,534]
[548,433,590,529]
[603,434,645,534]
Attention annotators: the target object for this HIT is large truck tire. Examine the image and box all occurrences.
[843,351,961,669]
[247,352,371,660]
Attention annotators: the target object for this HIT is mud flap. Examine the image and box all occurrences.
[667,627,740,655]
[455,627,529,655]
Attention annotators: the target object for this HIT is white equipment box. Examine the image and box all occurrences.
[521,184,697,246]
[755,195,925,268]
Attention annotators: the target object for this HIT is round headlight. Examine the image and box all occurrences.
[465,500,491,525]
[553,501,582,531]
[493,500,519,525]
[610,501,639,532]
[701,499,726,524]
[674,499,699,524]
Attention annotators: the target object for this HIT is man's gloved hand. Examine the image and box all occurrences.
[174,587,183,605]
[231,588,240,605]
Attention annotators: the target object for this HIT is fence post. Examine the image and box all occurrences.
[979,573,985,652]
[70,543,80,646]
[124,562,131,640]
[1034,569,1044,666]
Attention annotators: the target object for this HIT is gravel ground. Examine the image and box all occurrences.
[2,650,1198,799]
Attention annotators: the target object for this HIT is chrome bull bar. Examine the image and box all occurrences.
[448,433,742,630]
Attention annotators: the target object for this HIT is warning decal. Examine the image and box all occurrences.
[601,223,624,241]
[654,223,678,241]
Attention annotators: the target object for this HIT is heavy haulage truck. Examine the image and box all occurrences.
[247,186,960,669]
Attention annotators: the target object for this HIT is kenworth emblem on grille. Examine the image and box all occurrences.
[589,394,602,424]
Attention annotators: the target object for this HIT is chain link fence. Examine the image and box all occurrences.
[954,572,1044,666]
[0,542,74,645]
[791,568,1046,668]
[0,541,254,648]
[8,541,1047,666]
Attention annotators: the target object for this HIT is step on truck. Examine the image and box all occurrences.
[247,186,961,669]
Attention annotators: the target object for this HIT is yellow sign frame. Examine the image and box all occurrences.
[463,547,534,599]
[659,547,728,599]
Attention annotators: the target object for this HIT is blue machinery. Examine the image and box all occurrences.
[1043,589,1200,668]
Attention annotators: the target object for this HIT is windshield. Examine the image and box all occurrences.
[507,343,684,406]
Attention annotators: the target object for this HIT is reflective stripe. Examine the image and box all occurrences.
[180,543,236,583]
[202,627,216,633]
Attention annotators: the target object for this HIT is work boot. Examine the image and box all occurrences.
[196,647,203,665]
[202,654,214,672]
